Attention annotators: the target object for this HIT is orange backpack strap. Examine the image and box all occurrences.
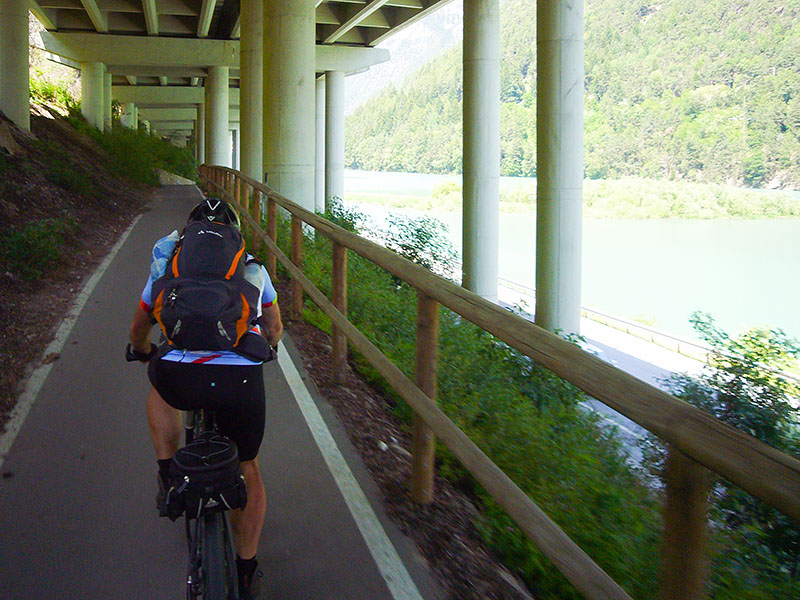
[224,241,246,280]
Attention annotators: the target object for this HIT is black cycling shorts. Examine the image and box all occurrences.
[148,358,266,461]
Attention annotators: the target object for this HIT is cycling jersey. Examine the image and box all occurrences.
[140,230,277,365]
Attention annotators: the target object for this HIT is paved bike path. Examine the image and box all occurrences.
[0,186,441,600]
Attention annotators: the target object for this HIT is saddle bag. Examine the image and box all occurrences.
[164,432,247,521]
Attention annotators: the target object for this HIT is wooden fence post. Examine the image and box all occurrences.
[234,176,241,209]
[250,189,262,254]
[290,215,303,321]
[331,242,348,383]
[410,291,440,504]
[660,446,713,600]
[266,197,277,278]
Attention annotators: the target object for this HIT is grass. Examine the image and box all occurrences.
[34,139,98,197]
[66,114,197,186]
[0,217,77,281]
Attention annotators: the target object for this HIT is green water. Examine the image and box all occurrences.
[344,170,800,342]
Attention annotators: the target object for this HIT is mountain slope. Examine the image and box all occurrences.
[345,0,800,189]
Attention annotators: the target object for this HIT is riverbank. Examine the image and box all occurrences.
[344,169,800,219]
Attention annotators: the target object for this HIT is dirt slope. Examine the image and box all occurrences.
[0,105,149,429]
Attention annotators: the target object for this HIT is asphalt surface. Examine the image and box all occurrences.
[0,186,441,600]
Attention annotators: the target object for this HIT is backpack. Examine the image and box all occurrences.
[150,220,260,351]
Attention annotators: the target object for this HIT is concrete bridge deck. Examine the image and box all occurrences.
[0,186,441,600]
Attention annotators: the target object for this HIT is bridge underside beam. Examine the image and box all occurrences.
[138,108,239,122]
[111,86,240,108]
[40,32,388,74]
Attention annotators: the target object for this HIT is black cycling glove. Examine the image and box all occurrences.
[125,342,158,363]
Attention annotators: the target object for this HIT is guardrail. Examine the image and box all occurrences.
[199,164,800,600]
[498,276,713,360]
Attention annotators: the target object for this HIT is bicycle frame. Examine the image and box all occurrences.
[182,408,240,600]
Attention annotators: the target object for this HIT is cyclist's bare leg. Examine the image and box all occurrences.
[228,458,266,559]
[146,386,182,460]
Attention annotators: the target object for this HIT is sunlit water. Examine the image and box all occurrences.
[344,169,800,343]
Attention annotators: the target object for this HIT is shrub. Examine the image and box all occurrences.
[65,114,197,185]
[647,311,800,596]
[30,77,77,111]
[0,217,76,281]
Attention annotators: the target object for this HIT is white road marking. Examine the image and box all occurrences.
[277,349,425,600]
[0,215,143,469]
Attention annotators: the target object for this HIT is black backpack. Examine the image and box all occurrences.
[150,220,260,351]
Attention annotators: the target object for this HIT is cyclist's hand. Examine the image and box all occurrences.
[126,342,158,363]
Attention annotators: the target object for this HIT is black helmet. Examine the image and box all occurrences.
[188,197,240,228]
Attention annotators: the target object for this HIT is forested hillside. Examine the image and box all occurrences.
[345,0,800,189]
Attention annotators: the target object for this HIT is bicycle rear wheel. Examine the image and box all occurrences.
[188,513,239,600]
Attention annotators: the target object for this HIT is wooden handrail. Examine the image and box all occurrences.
[199,165,800,599]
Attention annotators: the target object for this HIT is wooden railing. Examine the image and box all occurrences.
[199,164,800,600]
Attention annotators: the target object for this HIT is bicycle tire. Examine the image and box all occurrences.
[199,512,238,600]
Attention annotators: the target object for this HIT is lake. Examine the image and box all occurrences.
[343,169,800,343]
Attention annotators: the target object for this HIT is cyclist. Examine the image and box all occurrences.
[128,197,282,600]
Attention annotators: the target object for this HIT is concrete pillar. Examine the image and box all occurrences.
[121,102,136,129]
[240,0,264,181]
[205,66,231,166]
[81,62,106,130]
[535,0,584,335]
[197,102,206,165]
[133,105,139,129]
[263,0,316,210]
[462,0,500,302]
[231,129,239,171]
[325,70,345,212]
[104,73,113,131]
[315,76,326,213]
[0,0,30,130]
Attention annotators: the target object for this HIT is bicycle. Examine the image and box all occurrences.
[178,408,243,600]
[126,344,246,600]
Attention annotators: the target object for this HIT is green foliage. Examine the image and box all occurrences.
[322,197,365,232]
[65,115,197,185]
[346,0,800,189]
[269,207,664,599]
[582,178,800,218]
[383,214,458,277]
[0,217,76,281]
[29,77,77,111]
[432,181,462,199]
[34,139,98,197]
[653,312,800,594]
